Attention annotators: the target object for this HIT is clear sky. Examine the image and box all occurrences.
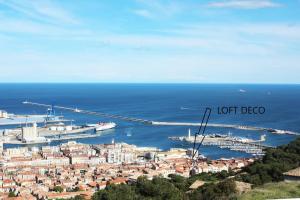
[0,0,299,83]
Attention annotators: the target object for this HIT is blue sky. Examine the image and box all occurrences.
[0,0,299,83]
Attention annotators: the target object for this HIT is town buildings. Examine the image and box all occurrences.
[0,141,254,199]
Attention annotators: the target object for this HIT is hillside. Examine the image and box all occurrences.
[91,137,300,200]
[238,182,300,200]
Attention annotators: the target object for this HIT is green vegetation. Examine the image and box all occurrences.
[53,185,64,193]
[8,191,17,197]
[92,173,236,200]
[55,195,85,200]
[92,137,300,200]
[238,182,300,200]
[238,137,300,185]
[71,196,85,200]
[92,176,184,200]
[92,184,138,200]
[69,186,81,192]
[187,170,235,184]
[188,179,237,200]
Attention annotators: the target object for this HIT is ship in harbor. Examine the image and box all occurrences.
[86,122,116,131]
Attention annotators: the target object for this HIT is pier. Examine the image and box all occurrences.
[22,101,300,135]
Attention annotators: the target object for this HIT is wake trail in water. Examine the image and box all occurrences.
[180,107,201,111]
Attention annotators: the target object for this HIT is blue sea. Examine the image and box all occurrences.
[0,83,299,159]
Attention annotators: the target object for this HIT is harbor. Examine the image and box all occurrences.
[0,108,117,145]
[0,101,298,153]
[21,101,300,136]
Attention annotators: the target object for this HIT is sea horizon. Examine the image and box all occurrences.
[0,82,300,85]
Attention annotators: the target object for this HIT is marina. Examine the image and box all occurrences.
[169,129,267,156]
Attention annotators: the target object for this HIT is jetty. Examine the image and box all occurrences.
[22,101,300,136]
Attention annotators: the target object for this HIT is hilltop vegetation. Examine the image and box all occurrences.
[238,182,300,200]
[238,136,300,185]
[91,137,300,200]
[92,174,237,200]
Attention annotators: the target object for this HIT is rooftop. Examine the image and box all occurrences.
[284,167,300,177]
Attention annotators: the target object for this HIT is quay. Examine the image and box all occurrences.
[4,132,108,144]
[0,115,71,126]
[0,122,115,145]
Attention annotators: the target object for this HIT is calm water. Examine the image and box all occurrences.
[0,83,299,159]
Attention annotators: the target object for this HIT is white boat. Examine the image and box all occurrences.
[87,122,116,131]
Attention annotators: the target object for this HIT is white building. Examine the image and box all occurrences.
[22,123,38,142]
[21,123,47,143]
[0,110,8,118]
[107,149,136,164]
[42,146,60,154]
[4,147,29,157]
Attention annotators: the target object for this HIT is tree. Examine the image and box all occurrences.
[239,137,300,185]
[72,195,85,200]
[136,176,184,200]
[189,179,237,200]
[92,184,137,200]
[8,191,17,197]
[53,186,64,193]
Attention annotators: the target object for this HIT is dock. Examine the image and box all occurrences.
[4,132,107,145]
[0,124,113,145]
[0,115,71,126]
